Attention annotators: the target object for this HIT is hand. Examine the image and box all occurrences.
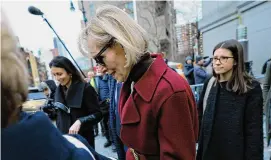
[69,120,81,134]
[84,78,90,82]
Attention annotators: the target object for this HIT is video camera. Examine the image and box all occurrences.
[40,98,57,120]
[40,99,72,120]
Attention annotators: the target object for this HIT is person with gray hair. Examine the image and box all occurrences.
[79,5,198,160]
[39,80,57,99]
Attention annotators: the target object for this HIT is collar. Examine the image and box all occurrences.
[127,53,153,83]
[55,81,86,108]
[134,57,167,102]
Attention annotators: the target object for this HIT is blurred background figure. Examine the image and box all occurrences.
[39,80,57,120]
[176,63,187,80]
[39,80,57,99]
[95,65,113,148]
[109,75,126,159]
[262,58,271,146]
[194,55,209,84]
[184,56,195,85]
[88,71,98,91]
[87,70,100,137]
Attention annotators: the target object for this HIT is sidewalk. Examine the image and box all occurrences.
[95,132,118,159]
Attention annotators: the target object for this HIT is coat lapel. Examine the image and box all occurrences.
[202,84,219,157]
[119,57,167,125]
[120,94,141,124]
[55,81,85,108]
[119,81,140,125]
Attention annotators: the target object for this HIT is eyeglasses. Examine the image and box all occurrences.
[93,38,115,66]
[212,56,234,64]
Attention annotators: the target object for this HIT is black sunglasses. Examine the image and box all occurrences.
[93,38,115,66]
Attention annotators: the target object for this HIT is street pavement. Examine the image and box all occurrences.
[95,133,271,159]
[95,133,118,159]
[264,137,271,160]
[264,146,271,160]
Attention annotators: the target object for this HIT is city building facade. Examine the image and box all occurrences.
[198,1,271,75]
[175,22,203,62]
[78,1,177,61]
[20,47,48,87]
[53,37,68,57]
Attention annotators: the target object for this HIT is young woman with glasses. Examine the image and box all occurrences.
[79,5,198,160]
[197,39,263,160]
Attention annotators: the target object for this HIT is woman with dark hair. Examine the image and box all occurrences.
[49,56,102,148]
[197,39,263,160]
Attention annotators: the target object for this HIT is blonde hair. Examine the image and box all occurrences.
[78,5,148,67]
[1,12,29,127]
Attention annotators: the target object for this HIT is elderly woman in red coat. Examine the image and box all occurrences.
[79,5,198,160]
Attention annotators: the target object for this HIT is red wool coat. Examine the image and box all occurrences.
[119,57,199,160]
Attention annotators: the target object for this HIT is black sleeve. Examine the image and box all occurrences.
[244,83,263,160]
[203,58,212,67]
[184,67,194,76]
[78,84,102,125]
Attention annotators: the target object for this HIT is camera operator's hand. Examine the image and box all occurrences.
[69,120,81,134]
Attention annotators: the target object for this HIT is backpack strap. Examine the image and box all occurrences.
[203,77,216,114]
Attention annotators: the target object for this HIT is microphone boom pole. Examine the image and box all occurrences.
[28,6,86,78]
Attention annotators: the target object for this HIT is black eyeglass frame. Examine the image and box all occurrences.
[93,38,115,66]
[212,56,234,64]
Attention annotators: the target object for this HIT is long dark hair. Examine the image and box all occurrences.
[49,56,83,83]
[212,39,254,94]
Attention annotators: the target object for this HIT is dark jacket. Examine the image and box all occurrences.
[263,61,271,145]
[109,76,126,160]
[54,81,102,147]
[45,80,57,99]
[194,65,208,84]
[197,78,263,160]
[119,55,198,159]
[95,74,110,102]
[184,63,194,85]
[1,111,110,160]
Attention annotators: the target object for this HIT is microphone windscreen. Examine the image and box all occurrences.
[28,6,43,15]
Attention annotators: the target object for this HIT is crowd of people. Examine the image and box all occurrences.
[2,4,271,160]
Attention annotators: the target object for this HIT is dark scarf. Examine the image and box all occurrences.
[55,80,86,108]
[127,52,153,84]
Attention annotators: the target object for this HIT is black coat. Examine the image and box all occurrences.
[197,78,263,160]
[184,63,194,85]
[54,81,102,148]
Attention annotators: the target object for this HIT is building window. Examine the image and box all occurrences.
[124,2,134,19]
[125,2,133,11]
[89,4,95,17]
[155,1,166,16]
[166,28,170,38]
